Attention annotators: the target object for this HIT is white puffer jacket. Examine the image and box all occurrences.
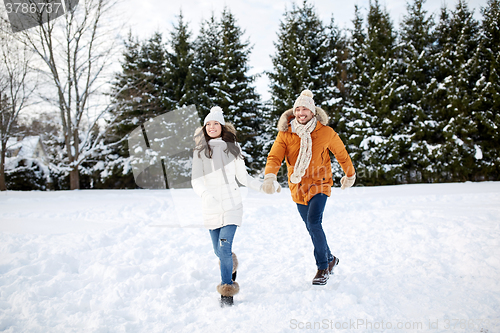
[191,138,262,229]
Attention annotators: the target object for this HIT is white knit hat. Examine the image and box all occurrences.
[293,90,316,115]
[204,106,226,125]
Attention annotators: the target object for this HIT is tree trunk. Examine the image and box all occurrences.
[0,141,6,191]
[69,167,79,190]
[0,156,6,191]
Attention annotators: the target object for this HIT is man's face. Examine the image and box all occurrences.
[295,106,314,124]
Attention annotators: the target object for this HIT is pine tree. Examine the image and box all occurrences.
[430,1,480,181]
[166,11,194,110]
[323,17,348,128]
[344,5,372,181]
[350,0,398,185]
[185,9,264,173]
[471,0,500,180]
[137,32,169,114]
[322,17,350,182]
[268,1,333,122]
[99,32,169,188]
[218,8,263,171]
[422,7,453,181]
[398,0,436,182]
[96,33,141,188]
[183,14,223,117]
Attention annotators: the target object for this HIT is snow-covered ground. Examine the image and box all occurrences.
[1,182,499,332]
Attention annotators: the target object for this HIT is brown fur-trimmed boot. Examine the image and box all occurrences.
[217,282,240,307]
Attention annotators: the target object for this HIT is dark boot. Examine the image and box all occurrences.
[312,269,329,285]
[220,295,233,307]
[328,256,339,274]
[217,282,239,307]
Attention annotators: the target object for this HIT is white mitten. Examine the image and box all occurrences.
[273,180,282,193]
[262,174,279,194]
[340,174,356,190]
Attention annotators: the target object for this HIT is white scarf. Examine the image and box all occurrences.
[290,117,316,184]
[209,139,233,175]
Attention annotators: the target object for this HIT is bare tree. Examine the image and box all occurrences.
[0,15,36,191]
[18,0,121,189]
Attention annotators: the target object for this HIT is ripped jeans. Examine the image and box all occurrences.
[209,224,237,285]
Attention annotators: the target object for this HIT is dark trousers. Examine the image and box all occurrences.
[297,193,334,270]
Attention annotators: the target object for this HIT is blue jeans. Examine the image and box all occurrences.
[297,193,334,270]
[209,224,237,285]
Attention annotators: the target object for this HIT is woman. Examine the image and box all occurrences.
[191,106,278,307]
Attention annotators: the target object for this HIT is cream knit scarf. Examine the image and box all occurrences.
[290,117,316,184]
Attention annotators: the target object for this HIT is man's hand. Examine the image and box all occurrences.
[340,174,356,190]
[262,174,281,194]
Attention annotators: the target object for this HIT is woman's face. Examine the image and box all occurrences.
[295,106,314,124]
[205,120,222,138]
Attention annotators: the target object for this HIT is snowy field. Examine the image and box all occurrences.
[0,182,499,333]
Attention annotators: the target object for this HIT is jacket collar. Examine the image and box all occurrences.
[277,107,329,132]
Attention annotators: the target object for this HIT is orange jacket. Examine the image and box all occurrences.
[265,107,355,205]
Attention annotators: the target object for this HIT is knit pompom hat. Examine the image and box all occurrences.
[293,90,316,115]
[204,106,226,125]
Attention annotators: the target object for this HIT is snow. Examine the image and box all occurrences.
[475,145,483,160]
[1,182,500,332]
[3,136,42,159]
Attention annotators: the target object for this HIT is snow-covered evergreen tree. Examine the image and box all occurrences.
[429,1,480,181]
[166,12,194,110]
[422,7,453,181]
[100,32,169,188]
[348,0,398,185]
[343,5,373,183]
[471,0,500,180]
[268,1,334,121]
[185,9,264,173]
[323,17,348,128]
[218,9,264,172]
[183,14,223,116]
[398,0,436,182]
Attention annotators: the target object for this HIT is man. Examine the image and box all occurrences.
[262,89,356,285]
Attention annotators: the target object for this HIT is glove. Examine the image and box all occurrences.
[273,180,282,193]
[340,174,356,190]
[261,174,281,194]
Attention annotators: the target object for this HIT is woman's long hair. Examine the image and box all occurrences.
[195,124,242,159]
